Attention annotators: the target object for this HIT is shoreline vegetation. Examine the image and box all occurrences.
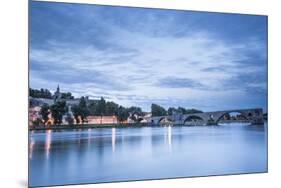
[29,123,214,131]
[29,120,263,131]
[29,123,153,131]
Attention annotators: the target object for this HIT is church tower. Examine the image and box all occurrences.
[53,84,62,102]
[56,84,60,93]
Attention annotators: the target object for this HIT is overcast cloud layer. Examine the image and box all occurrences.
[29,1,268,112]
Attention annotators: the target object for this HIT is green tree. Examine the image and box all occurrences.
[167,106,203,115]
[128,106,143,116]
[105,101,119,116]
[167,107,178,115]
[32,118,42,127]
[50,101,67,125]
[39,104,50,124]
[177,107,187,114]
[65,113,74,125]
[151,103,167,116]
[184,108,203,114]
[29,88,52,99]
[96,97,106,116]
[79,97,89,122]
[128,106,144,122]
[117,106,129,123]
[61,92,74,99]
[72,97,89,124]
[72,105,82,124]
[88,100,99,115]
[96,97,106,123]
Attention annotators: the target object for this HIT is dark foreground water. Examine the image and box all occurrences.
[29,123,267,187]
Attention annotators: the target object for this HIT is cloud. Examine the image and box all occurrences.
[157,77,204,89]
[29,2,267,111]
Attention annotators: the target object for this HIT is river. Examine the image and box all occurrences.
[29,123,267,187]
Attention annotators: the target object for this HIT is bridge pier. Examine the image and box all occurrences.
[249,118,264,125]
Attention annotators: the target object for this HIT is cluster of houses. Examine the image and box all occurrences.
[29,85,151,127]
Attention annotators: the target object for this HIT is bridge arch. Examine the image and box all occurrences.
[184,115,205,126]
[158,117,174,124]
[215,111,250,124]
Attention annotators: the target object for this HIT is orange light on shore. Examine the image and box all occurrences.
[78,116,82,124]
[44,112,54,126]
[45,118,54,126]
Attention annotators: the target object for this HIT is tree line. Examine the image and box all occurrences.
[72,97,145,124]
[29,88,53,99]
[29,88,74,99]
[151,103,203,116]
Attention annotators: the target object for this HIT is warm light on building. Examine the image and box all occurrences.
[86,115,118,124]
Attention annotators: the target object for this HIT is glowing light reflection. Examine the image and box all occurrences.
[45,130,52,159]
[29,137,35,159]
[168,126,172,151]
[88,128,92,147]
[112,128,116,152]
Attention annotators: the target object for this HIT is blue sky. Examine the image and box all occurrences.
[29,1,268,112]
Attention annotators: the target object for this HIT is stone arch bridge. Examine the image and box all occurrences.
[148,108,264,126]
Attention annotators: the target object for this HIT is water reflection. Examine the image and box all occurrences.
[29,124,267,187]
[87,128,92,147]
[29,137,35,159]
[45,130,52,159]
[112,128,116,152]
[168,126,172,151]
[163,126,173,151]
[77,129,82,147]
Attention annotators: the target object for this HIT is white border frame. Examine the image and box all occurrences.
[1,0,281,188]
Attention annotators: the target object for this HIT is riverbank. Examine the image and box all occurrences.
[29,121,264,131]
[29,122,212,131]
[29,123,147,131]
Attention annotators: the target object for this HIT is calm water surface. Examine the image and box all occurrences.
[29,123,267,187]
